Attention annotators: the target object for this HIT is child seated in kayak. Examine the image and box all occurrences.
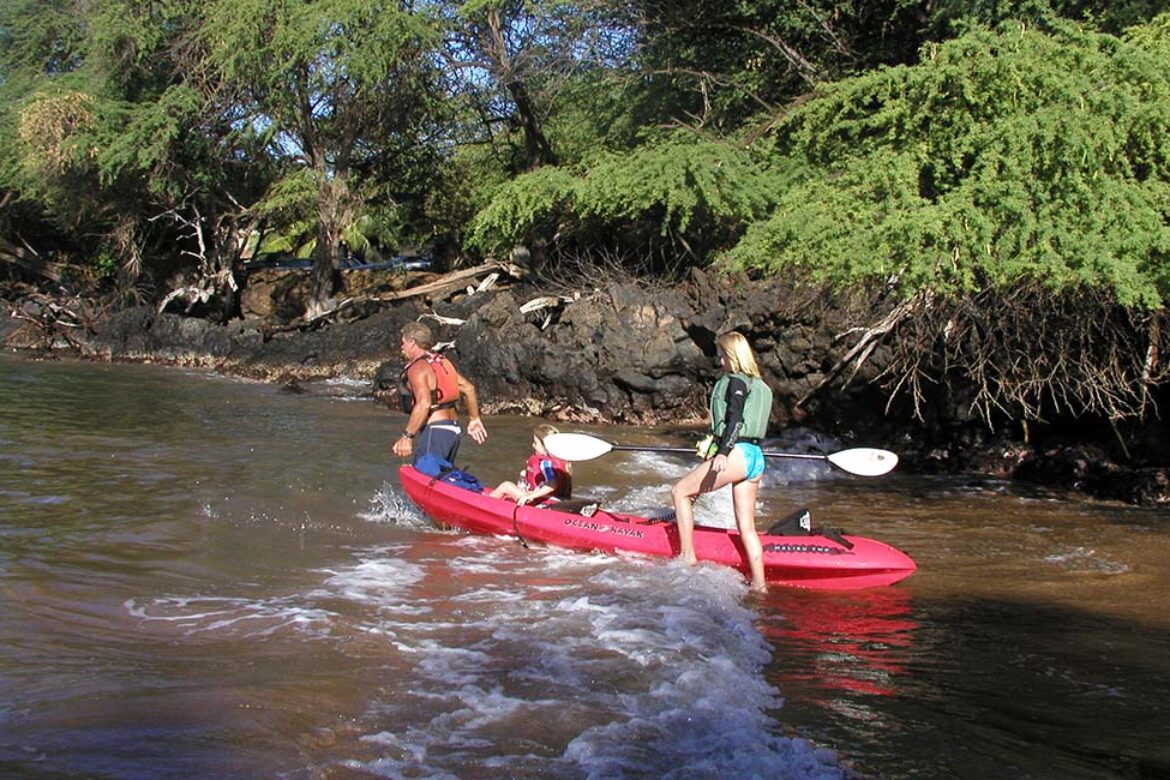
[489,424,573,505]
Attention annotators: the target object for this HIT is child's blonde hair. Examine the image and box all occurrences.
[534,424,571,471]
[534,423,572,495]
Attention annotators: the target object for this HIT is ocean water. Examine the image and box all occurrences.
[2,352,1167,778]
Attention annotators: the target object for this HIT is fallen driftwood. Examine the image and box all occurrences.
[421,312,467,326]
[261,261,522,339]
[0,238,65,284]
[519,293,577,330]
[6,291,97,349]
[366,261,522,303]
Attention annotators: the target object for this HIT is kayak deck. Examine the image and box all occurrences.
[398,465,915,590]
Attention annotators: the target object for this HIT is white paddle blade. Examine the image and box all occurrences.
[827,448,899,477]
[543,432,615,462]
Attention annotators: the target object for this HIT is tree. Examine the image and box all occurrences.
[200,0,444,316]
[467,128,793,272]
[925,0,1170,37]
[433,0,637,175]
[622,0,1170,134]
[722,19,1170,423]
[0,1,103,260]
[625,0,930,130]
[0,0,274,314]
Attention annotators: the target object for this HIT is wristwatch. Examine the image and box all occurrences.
[402,430,416,439]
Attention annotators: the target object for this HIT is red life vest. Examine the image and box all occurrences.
[398,352,459,414]
[524,454,572,500]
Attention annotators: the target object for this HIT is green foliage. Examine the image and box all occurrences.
[5,0,1170,309]
[250,168,409,258]
[252,169,320,257]
[0,1,92,206]
[198,0,448,307]
[543,72,649,164]
[0,0,86,77]
[0,0,268,281]
[925,0,1169,37]
[92,248,120,277]
[723,19,1170,309]
[1124,8,1170,53]
[467,130,791,259]
[631,0,931,131]
[254,169,317,220]
[466,165,579,254]
[92,86,204,196]
[575,132,784,232]
[341,210,405,255]
[201,0,436,125]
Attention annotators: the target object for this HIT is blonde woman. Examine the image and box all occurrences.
[670,332,772,592]
[490,424,573,506]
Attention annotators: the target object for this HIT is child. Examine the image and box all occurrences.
[489,424,572,505]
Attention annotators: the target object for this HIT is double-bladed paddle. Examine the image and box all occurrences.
[544,432,898,477]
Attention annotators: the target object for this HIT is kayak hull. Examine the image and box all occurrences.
[398,466,916,590]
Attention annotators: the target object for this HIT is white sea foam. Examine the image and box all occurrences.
[1041,546,1130,574]
[323,374,369,388]
[339,550,843,778]
[127,476,843,777]
[317,551,427,602]
[361,482,432,529]
[125,544,427,640]
[124,594,337,638]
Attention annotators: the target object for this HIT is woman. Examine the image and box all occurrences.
[670,331,772,592]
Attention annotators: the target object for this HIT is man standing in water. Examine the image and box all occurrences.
[392,321,488,465]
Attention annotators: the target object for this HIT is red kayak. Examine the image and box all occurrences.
[398,465,916,590]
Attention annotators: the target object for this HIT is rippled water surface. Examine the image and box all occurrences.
[1,353,1167,778]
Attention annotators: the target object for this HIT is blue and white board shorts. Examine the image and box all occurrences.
[414,422,462,466]
[736,442,766,481]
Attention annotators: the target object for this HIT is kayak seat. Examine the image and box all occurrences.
[765,508,855,549]
[767,507,812,535]
[550,498,601,516]
[638,506,676,523]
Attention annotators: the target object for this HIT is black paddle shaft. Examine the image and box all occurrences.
[609,444,830,462]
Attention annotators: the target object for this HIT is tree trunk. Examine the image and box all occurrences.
[306,162,350,318]
[507,78,556,171]
[308,222,341,318]
[483,8,556,172]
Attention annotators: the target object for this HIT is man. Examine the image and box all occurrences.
[392,321,488,465]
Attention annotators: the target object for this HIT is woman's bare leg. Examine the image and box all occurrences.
[670,456,743,565]
[731,477,766,592]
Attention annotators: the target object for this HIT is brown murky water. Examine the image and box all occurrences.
[2,353,1167,778]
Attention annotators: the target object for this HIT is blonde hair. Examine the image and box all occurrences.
[401,321,435,350]
[534,423,573,479]
[716,331,761,378]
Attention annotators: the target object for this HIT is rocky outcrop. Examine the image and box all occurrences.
[394,270,899,432]
[4,270,1167,507]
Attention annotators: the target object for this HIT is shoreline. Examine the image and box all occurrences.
[6,341,1168,510]
[3,282,1168,509]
